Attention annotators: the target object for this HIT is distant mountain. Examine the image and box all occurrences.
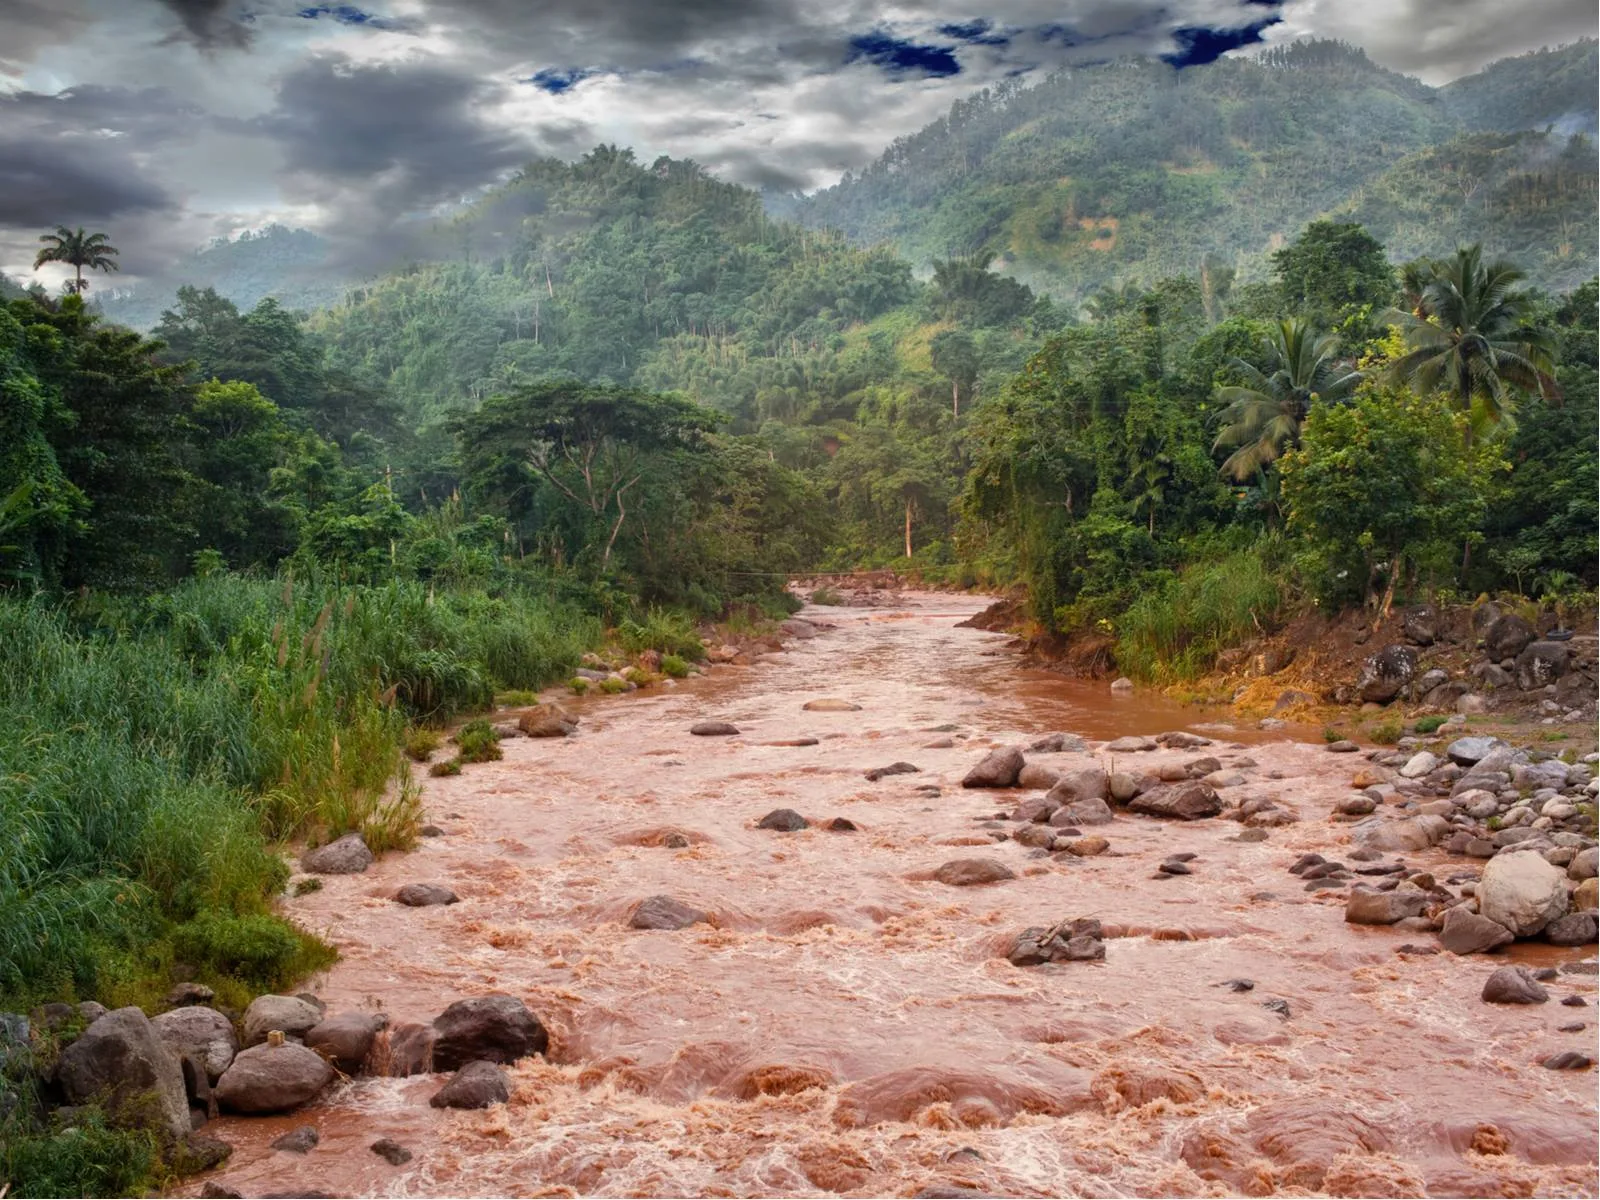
[94,225,349,330]
[787,39,1598,301]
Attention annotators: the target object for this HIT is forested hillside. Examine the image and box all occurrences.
[790,39,1599,300]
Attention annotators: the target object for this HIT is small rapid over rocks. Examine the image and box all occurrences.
[192,594,1597,1198]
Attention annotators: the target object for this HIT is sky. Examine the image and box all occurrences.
[1,0,1595,287]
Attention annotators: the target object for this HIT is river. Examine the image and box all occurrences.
[195,593,1598,1198]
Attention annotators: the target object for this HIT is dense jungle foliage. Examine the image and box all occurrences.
[2,37,1596,1195]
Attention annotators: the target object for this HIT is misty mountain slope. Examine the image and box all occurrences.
[789,39,1598,300]
[1440,38,1598,136]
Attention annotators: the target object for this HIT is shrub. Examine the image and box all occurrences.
[1114,548,1285,683]
[1,1108,159,1199]
[404,727,441,762]
[1368,718,1403,745]
[428,758,462,777]
[599,678,627,694]
[169,912,334,992]
[1414,715,1447,734]
[660,654,689,678]
[1322,726,1344,743]
[615,607,704,659]
[453,719,502,764]
[810,587,845,606]
[495,689,540,707]
[569,677,589,695]
[623,667,651,686]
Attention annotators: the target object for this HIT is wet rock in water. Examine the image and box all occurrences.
[1357,644,1418,703]
[1104,736,1157,753]
[933,858,1016,886]
[768,737,820,747]
[371,1137,413,1165]
[1016,762,1061,790]
[301,832,373,875]
[864,762,920,782]
[1013,795,1060,823]
[152,1005,238,1083]
[1541,1051,1594,1070]
[1478,850,1569,937]
[1052,797,1112,827]
[1481,966,1549,1004]
[432,994,548,1070]
[1337,795,1378,815]
[1261,999,1291,1018]
[1110,677,1134,693]
[1219,978,1255,992]
[1235,828,1269,843]
[690,721,741,736]
[757,808,809,831]
[1061,835,1109,857]
[803,699,861,712]
[1013,824,1056,849]
[271,1125,319,1154]
[663,832,690,848]
[1483,613,1536,661]
[826,818,858,833]
[1008,918,1106,965]
[429,1060,510,1109]
[1108,772,1139,803]
[58,1007,192,1137]
[1345,888,1427,924]
[1158,860,1192,876]
[1351,814,1450,852]
[383,1022,436,1076]
[1047,767,1109,805]
[1156,731,1213,749]
[1437,907,1515,955]
[1562,995,1588,1006]
[961,746,1025,788]
[922,738,955,749]
[305,1012,386,1075]
[395,883,458,907]
[1326,740,1360,753]
[215,1043,335,1114]
[779,618,817,639]
[518,703,578,737]
[243,995,325,1048]
[1288,853,1325,875]
[200,1182,242,1199]
[1544,912,1599,946]
[1128,782,1222,821]
[1029,732,1086,753]
[183,1133,232,1171]
[419,824,445,838]
[167,982,215,1007]
[630,895,709,930]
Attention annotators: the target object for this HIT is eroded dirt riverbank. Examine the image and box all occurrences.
[195,594,1598,1198]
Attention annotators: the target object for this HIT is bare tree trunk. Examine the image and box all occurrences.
[1374,555,1401,629]
[952,378,959,418]
[904,499,913,560]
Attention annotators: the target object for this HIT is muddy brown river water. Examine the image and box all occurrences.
[195,594,1599,1198]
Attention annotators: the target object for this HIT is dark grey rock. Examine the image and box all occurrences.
[396,883,458,907]
[1481,966,1549,1004]
[756,808,809,831]
[630,895,709,930]
[301,833,374,875]
[432,995,547,1071]
[272,1125,319,1154]
[430,1060,510,1109]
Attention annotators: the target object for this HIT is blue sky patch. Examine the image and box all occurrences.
[846,31,962,78]
[525,67,596,94]
[296,5,407,31]
[1161,18,1282,68]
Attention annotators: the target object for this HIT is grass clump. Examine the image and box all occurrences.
[809,586,845,606]
[569,677,589,695]
[1114,549,1284,683]
[170,912,335,993]
[293,877,323,897]
[660,654,689,678]
[428,758,462,778]
[404,727,442,762]
[615,607,705,660]
[496,689,540,707]
[1368,718,1404,745]
[1,1107,161,1199]
[599,678,627,694]
[453,719,502,764]
[1323,726,1345,743]
[623,667,651,687]
[1414,715,1448,734]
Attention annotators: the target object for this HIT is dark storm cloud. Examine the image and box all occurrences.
[155,0,254,49]
[0,0,91,74]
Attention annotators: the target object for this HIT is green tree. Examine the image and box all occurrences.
[929,328,980,417]
[1271,220,1394,329]
[1387,244,1560,437]
[33,227,119,294]
[1211,318,1362,482]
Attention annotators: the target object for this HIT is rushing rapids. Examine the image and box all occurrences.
[193,594,1598,1198]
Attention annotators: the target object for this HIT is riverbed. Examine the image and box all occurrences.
[195,593,1599,1198]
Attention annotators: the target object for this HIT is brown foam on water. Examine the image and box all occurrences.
[191,593,1600,1199]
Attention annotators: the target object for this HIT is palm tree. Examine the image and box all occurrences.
[33,227,119,294]
[1386,244,1559,438]
[1211,317,1362,482]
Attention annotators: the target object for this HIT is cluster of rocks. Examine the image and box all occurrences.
[1347,604,1595,720]
[1,987,550,1180]
[1007,918,1107,965]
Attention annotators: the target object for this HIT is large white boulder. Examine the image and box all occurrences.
[1478,850,1569,937]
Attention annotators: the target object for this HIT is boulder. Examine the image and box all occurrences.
[1351,814,1450,852]
[780,618,817,639]
[1061,836,1110,857]
[1483,614,1536,661]
[396,883,458,907]
[271,1125,319,1154]
[1104,736,1157,752]
[1345,889,1428,925]
[372,1137,413,1165]
[518,703,577,737]
[1480,966,1548,1005]
[214,1042,334,1114]
[429,1061,510,1109]
[1108,773,1140,803]
[1402,605,1438,646]
[166,982,215,1007]
[1127,782,1223,821]
[932,858,1016,886]
[305,1012,386,1075]
[1478,850,1568,937]
[961,747,1025,788]
[301,832,373,875]
[690,721,740,736]
[1110,677,1134,693]
[1437,907,1514,955]
[756,808,809,832]
[242,995,325,1048]
[151,1005,238,1083]
[1470,601,1501,639]
[1012,795,1059,823]
[432,994,548,1071]
[630,895,709,930]
[1046,767,1109,805]
[1016,763,1061,790]
[57,1007,191,1137]
[1575,877,1599,912]
[1053,797,1113,826]
[1544,912,1599,946]
[1399,751,1438,779]
[1356,645,1418,704]
[1515,642,1570,691]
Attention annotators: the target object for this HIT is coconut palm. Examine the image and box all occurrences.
[1387,244,1559,437]
[33,227,119,294]
[1211,317,1361,482]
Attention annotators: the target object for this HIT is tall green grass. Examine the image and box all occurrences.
[1114,549,1285,683]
